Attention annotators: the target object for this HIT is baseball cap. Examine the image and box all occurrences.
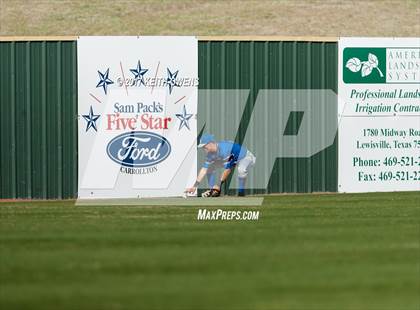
[198,134,215,148]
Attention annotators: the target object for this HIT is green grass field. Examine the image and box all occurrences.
[1,192,419,310]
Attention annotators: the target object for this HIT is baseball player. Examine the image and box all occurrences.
[185,134,256,197]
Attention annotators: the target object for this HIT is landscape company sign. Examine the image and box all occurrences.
[338,37,420,193]
[77,37,198,198]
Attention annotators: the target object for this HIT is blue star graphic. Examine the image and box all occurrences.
[82,106,100,132]
[165,68,180,94]
[130,60,148,86]
[175,105,193,130]
[96,68,114,94]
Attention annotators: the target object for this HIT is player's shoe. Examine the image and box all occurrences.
[210,189,221,197]
[201,189,221,197]
[201,189,212,197]
[238,191,245,197]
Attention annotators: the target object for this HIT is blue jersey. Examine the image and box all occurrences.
[203,141,247,169]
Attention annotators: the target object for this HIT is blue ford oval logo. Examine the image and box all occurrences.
[106,131,171,167]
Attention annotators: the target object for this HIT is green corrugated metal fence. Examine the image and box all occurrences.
[0,38,337,199]
[0,41,77,199]
[198,41,338,194]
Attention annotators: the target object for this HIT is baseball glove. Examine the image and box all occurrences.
[201,188,221,197]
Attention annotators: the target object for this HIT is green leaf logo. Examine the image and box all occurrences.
[345,53,384,78]
[343,48,386,83]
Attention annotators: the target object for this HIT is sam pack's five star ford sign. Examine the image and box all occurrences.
[77,37,198,198]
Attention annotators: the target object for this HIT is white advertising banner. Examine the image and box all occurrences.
[338,37,420,193]
[77,37,198,198]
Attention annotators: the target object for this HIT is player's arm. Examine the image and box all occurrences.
[185,167,208,193]
[212,168,232,191]
[211,154,236,192]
